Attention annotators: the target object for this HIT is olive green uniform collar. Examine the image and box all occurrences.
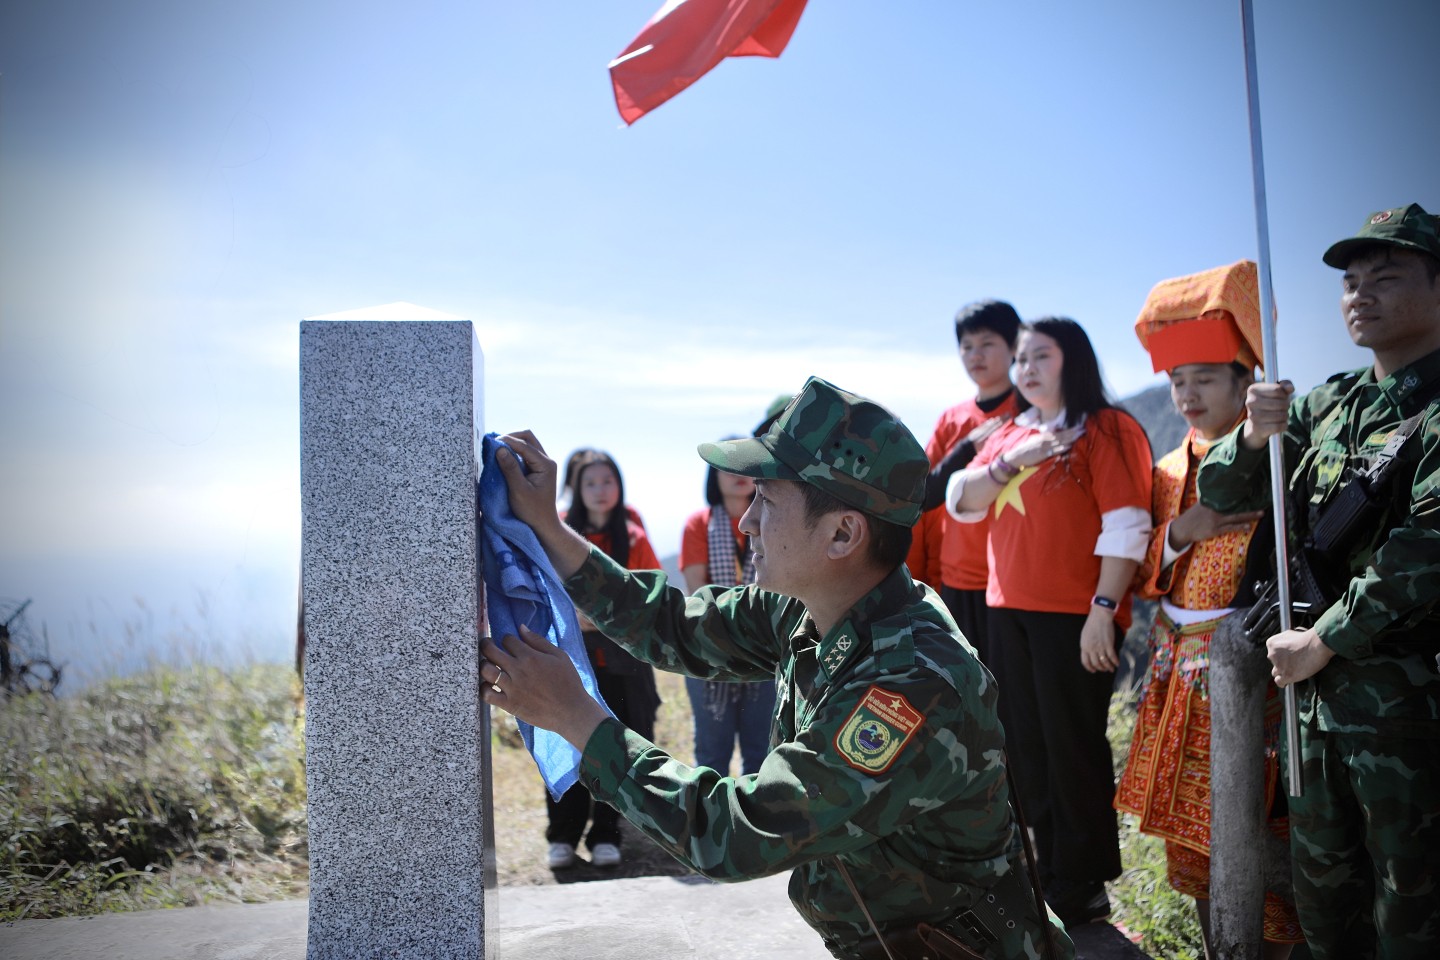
[802,565,916,682]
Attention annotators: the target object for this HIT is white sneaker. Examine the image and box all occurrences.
[590,843,622,867]
[546,842,576,869]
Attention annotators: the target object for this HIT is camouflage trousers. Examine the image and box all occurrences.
[1286,725,1440,959]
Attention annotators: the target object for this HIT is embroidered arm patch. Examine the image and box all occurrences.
[834,685,923,774]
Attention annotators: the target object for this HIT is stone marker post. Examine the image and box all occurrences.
[301,307,495,960]
[1209,613,1291,960]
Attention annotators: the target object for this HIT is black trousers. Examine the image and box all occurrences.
[987,606,1122,884]
[940,585,991,666]
[544,636,659,849]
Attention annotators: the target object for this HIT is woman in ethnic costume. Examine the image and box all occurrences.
[1117,260,1302,955]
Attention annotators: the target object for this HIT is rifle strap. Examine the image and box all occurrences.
[1007,770,1061,960]
[1305,380,1440,547]
[833,856,901,960]
[832,763,1059,960]
[1363,404,1433,486]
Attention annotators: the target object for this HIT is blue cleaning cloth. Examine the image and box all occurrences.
[478,433,612,799]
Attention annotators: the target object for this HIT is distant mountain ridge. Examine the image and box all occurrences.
[1117,383,1187,461]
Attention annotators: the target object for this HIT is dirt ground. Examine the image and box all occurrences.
[489,670,705,887]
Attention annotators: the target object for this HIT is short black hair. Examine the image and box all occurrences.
[954,299,1022,349]
[1341,243,1440,284]
[796,482,912,572]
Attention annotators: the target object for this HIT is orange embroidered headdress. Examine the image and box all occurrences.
[1134,259,1265,375]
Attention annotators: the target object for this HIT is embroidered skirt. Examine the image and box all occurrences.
[1115,611,1302,943]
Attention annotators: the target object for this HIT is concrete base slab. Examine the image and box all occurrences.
[2,874,1152,960]
[0,874,828,960]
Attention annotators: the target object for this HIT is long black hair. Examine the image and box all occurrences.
[564,450,630,567]
[1024,317,1152,486]
[1025,316,1115,428]
[704,435,750,509]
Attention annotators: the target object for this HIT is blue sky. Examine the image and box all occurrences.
[1,0,1436,681]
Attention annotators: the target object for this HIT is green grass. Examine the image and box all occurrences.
[0,663,308,920]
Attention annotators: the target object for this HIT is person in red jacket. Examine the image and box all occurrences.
[906,299,1023,664]
[946,317,1153,927]
[545,449,662,870]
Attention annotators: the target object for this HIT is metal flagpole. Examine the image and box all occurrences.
[1239,0,1302,797]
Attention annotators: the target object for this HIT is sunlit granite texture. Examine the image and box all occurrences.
[300,314,494,960]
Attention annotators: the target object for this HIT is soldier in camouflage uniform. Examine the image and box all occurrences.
[483,376,1073,960]
[1197,203,1440,958]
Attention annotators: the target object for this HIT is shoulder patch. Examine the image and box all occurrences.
[834,685,924,774]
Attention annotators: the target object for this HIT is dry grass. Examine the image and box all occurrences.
[1,663,309,920]
[5,655,1203,956]
[488,670,702,886]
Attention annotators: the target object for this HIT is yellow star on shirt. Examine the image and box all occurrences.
[993,466,1038,518]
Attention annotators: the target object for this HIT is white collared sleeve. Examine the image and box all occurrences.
[1095,506,1151,561]
[1159,521,1190,569]
[945,471,988,524]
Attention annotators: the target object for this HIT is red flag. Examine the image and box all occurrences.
[608,0,809,125]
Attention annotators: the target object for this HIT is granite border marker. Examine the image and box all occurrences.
[300,307,495,959]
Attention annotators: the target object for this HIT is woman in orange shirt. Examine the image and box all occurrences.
[947,317,1153,928]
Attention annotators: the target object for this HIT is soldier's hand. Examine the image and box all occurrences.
[481,626,609,748]
[1241,381,1294,450]
[1167,504,1265,551]
[1266,627,1335,686]
[496,431,562,530]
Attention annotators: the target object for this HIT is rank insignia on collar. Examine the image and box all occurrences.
[821,633,854,674]
[834,686,923,774]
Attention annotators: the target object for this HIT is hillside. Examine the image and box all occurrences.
[1118,383,1187,461]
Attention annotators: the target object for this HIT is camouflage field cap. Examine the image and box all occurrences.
[698,377,927,526]
[1322,202,1440,268]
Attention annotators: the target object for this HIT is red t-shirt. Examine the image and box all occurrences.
[968,407,1152,627]
[584,519,661,571]
[906,391,1021,591]
[680,506,747,573]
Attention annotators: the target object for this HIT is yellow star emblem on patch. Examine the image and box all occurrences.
[993,465,1038,518]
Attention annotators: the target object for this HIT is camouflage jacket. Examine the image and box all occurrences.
[1197,346,1440,739]
[566,545,1064,956]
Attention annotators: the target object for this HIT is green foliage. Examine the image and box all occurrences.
[0,663,308,920]
[1107,692,1207,959]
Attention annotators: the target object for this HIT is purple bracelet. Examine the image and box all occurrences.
[988,457,1019,484]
